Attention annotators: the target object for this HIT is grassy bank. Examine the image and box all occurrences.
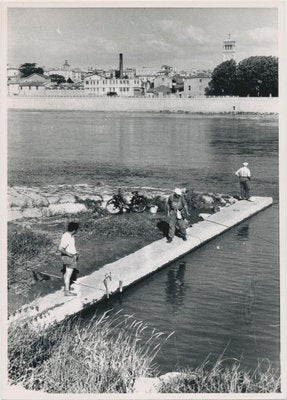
[8,312,170,393]
[8,312,280,394]
[158,358,281,393]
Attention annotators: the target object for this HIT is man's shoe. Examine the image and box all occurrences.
[167,237,173,243]
[64,290,77,297]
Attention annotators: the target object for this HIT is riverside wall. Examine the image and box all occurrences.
[7,95,279,113]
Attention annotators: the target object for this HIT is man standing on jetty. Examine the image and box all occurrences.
[235,162,251,200]
[166,188,189,243]
[59,222,79,297]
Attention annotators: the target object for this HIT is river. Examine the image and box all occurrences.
[8,110,280,373]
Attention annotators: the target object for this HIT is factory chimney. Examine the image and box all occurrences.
[119,53,123,79]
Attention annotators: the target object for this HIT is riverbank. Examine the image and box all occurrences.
[8,313,280,394]
[8,95,279,113]
[9,184,234,315]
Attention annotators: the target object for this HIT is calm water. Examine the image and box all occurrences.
[8,110,280,372]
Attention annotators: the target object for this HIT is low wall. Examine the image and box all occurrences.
[8,96,279,113]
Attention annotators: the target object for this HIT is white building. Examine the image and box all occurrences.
[46,60,82,82]
[136,67,160,83]
[84,74,141,97]
[7,65,20,79]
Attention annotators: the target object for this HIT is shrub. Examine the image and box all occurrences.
[8,226,52,260]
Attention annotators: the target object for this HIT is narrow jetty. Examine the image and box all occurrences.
[8,196,273,328]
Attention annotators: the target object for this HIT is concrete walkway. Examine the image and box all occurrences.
[8,196,272,329]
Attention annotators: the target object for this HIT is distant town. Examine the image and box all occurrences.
[7,36,239,98]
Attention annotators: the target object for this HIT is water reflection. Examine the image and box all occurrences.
[165,262,187,306]
[237,225,249,240]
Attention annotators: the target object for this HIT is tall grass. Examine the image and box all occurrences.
[8,226,53,289]
[8,311,172,393]
[158,357,281,393]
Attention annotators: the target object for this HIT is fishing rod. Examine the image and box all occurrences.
[197,219,277,245]
[24,265,107,293]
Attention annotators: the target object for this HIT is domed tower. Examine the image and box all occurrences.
[222,34,236,62]
[63,60,70,69]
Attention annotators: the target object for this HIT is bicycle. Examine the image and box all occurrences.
[106,189,147,214]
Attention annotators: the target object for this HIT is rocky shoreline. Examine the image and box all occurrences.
[8,183,239,222]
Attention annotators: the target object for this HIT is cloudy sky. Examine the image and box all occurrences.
[8,7,278,70]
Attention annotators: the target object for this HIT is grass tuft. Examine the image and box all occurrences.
[8,311,169,393]
[158,357,281,393]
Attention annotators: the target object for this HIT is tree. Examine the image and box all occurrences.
[236,56,278,97]
[49,74,66,84]
[205,59,237,96]
[19,63,44,78]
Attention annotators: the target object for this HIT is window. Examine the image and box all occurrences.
[36,86,38,90]
[127,87,129,92]
[199,79,202,83]
[86,81,88,84]
[103,88,105,92]
[188,85,191,91]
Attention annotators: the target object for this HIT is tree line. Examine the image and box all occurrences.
[206,56,278,97]
[18,63,73,84]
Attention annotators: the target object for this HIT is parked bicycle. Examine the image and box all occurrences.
[106,189,147,214]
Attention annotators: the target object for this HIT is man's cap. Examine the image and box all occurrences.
[243,162,248,166]
[174,188,182,195]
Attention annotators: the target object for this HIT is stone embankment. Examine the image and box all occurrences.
[8,184,238,221]
[8,96,279,113]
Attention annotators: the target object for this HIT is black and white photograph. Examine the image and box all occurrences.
[1,1,286,398]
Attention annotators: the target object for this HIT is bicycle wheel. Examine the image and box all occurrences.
[106,199,122,214]
[131,197,147,213]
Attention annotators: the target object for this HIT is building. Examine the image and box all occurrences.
[222,34,236,62]
[8,73,51,96]
[183,74,211,97]
[153,75,173,89]
[136,67,160,83]
[7,65,20,80]
[46,60,82,82]
[84,74,141,97]
[123,68,136,79]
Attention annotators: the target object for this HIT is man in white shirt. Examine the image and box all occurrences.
[59,222,79,296]
[235,162,251,200]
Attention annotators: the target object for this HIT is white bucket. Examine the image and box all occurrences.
[150,205,158,214]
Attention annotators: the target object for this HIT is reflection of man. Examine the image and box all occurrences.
[165,262,186,306]
[235,162,251,200]
[166,188,189,243]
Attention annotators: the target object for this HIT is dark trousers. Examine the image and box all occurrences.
[239,178,250,200]
[168,211,187,238]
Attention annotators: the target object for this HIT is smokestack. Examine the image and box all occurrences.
[119,53,123,79]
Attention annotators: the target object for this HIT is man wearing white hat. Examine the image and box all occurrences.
[166,188,189,243]
[235,162,251,200]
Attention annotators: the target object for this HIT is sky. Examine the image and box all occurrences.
[7,7,278,70]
